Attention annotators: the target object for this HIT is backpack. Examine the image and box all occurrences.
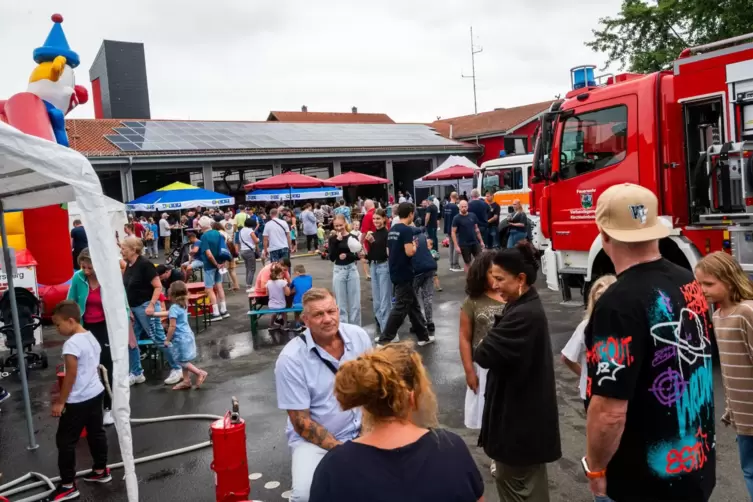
[217,238,233,264]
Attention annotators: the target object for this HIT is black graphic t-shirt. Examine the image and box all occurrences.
[585,259,715,502]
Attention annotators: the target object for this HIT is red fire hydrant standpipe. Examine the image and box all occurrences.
[210,397,251,502]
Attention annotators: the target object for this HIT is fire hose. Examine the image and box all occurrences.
[0,365,226,502]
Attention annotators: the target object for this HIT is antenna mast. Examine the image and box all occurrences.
[461,26,483,114]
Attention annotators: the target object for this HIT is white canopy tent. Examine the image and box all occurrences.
[68,196,128,245]
[413,155,479,198]
[0,122,137,501]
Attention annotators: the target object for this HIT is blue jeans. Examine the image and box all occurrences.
[132,301,180,371]
[593,497,613,502]
[507,228,526,248]
[332,263,361,325]
[129,345,143,376]
[487,226,499,248]
[738,434,753,499]
[448,234,460,269]
[370,261,391,331]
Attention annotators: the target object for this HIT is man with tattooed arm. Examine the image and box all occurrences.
[275,288,372,502]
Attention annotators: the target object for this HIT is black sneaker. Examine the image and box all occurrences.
[210,314,223,322]
[44,483,80,501]
[83,468,112,484]
[0,388,10,404]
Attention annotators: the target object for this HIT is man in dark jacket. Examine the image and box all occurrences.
[474,246,561,501]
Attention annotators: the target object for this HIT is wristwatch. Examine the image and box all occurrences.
[581,456,606,479]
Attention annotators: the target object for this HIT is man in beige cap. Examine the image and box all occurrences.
[583,183,715,501]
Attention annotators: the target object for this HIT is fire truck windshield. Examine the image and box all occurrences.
[482,167,524,193]
[558,105,628,180]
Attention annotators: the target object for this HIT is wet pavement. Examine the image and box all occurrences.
[0,248,746,501]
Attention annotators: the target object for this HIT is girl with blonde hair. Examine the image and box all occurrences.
[696,251,753,498]
[309,343,484,502]
[560,274,617,409]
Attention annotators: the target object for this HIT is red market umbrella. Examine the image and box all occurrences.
[326,172,390,187]
[422,164,477,181]
[244,171,326,190]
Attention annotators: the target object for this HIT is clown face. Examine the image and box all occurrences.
[27,62,80,114]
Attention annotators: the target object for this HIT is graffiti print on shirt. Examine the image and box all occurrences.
[646,283,714,478]
[587,335,634,387]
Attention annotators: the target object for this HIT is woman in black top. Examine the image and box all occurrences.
[474,242,561,502]
[328,214,363,325]
[121,236,183,386]
[365,209,390,333]
[310,343,484,502]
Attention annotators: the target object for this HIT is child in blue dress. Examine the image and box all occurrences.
[153,281,207,390]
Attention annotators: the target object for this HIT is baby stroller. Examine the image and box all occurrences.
[167,239,192,268]
[0,287,46,373]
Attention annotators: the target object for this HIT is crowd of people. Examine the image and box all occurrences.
[7,182,753,501]
[268,183,753,502]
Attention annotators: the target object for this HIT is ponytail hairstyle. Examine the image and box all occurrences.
[335,342,438,429]
[333,213,351,233]
[492,240,540,285]
[168,280,189,309]
[696,251,753,304]
[585,274,617,321]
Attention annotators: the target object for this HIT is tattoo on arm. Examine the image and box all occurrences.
[288,410,342,450]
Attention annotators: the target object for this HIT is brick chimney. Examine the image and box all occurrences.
[301,105,308,112]
[352,106,358,114]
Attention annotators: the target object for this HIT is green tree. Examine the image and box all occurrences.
[587,0,753,73]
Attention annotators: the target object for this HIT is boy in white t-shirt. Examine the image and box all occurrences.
[48,300,111,501]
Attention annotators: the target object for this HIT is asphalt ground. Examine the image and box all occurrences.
[0,242,746,501]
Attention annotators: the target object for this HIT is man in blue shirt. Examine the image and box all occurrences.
[468,189,490,245]
[443,192,461,271]
[377,202,431,346]
[452,200,485,272]
[198,217,229,322]
[275,288,371,502]
[70,219,88,270]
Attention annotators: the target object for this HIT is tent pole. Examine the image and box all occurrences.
[0,201,38,450]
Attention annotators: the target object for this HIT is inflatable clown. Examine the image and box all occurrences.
[0,13,89,314]
[29,13,89,147]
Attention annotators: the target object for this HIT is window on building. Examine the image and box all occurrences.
[558,106,628,180]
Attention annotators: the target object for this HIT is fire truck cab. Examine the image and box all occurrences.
[478,154,550,251]
[534,35,753,302]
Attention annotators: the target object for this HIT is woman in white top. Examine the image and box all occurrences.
[238,217,259,292]
[560,274,616,408]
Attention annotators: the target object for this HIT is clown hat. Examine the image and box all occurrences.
[33,13,80,68]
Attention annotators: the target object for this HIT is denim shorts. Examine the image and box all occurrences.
[171,337,196,364]
[203,268,222,288]
[269,248,289,263]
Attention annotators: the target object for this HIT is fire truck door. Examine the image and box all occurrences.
[549,97,639,252]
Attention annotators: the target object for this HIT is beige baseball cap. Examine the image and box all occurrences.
[595,183,670,243]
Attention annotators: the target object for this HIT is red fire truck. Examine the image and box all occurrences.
[532,34,753,303]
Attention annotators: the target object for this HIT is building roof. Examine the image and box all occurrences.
[65,119,476,159]
[431,100,555,139]
[267,111,395,124]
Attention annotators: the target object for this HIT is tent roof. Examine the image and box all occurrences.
[245,171,326,190]
[414,155,479,188]
[0,123,77,210]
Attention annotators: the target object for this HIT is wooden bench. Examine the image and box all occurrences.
[248,306,303,348]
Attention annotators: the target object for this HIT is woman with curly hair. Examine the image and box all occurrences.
[309,342,484,502]
[459,250,505,429]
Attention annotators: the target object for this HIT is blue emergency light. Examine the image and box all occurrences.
[571,65,596,90]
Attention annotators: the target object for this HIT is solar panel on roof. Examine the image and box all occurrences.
[104,120,465,152]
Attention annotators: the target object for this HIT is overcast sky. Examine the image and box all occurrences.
[1,0,623,123]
